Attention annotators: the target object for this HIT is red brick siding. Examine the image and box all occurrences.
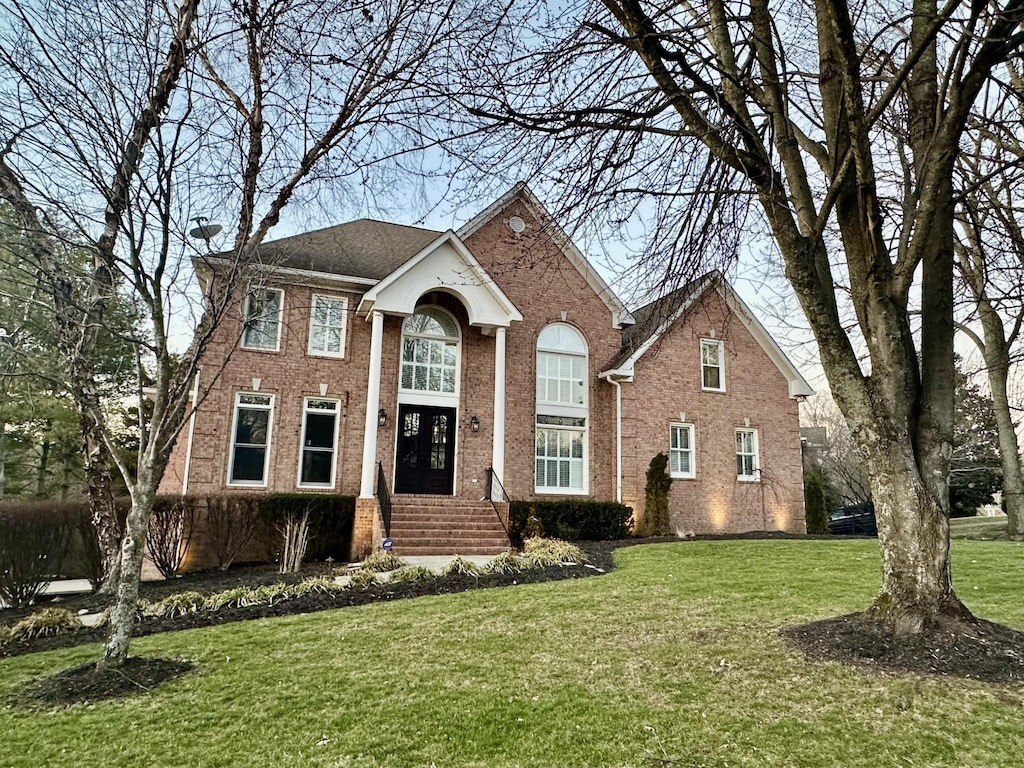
[464,197,622,502]
[622,290,805,533]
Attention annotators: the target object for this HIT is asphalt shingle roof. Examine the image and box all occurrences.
[607,273,716,371]
[254,219,443,281]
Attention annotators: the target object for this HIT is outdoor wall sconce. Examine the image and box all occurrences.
[378,408,387,427]
[470,415,480,433]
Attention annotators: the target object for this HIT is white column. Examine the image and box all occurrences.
[490,326,507,500]
[359,310,386,498]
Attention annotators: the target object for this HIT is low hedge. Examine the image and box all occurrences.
[257,493,356,562]
[508,500,632,544]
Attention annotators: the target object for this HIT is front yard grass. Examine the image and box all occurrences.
[2,539,1023,767]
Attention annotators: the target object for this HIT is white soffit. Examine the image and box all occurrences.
[357,230,523,328]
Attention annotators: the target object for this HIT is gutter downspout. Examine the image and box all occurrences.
[599,370,626,505]
[612,377,622,504]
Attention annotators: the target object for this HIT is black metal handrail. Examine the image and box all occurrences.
[485,466,512,538]
[376,461,392,537]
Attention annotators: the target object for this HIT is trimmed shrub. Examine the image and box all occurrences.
[804,473,829,535]
[484,551,529,574]
[0,505,73,607]
[440,556,482,577]
[360,550,406,572]
[9,607,81,640]
[204,494,263,571]
[388,566,436,584]
[147,496,200,579]
[508,500,632,545]
[636,453,672,537]
[523,537,589,566]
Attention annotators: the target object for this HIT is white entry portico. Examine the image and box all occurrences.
[356,230,523,498]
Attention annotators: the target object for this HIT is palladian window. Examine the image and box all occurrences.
[535,323,588,493]
[400,307,460,395]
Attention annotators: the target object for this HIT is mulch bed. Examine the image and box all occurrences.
[1,541,621,659]
[782,612,1024,686]
[6,537,1024,698]
[15,657,195,707]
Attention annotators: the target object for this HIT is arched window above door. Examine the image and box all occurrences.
[400,306,460,395]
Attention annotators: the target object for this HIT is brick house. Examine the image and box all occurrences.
[161,184,813,555]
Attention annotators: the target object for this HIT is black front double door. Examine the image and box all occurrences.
[394,405,456,495]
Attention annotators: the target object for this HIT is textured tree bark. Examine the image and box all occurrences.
[984,352,1024,539]
[98,482,155,670]
[75,384,123,594]
[861,436,971,633]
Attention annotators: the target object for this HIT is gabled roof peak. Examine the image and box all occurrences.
[602,272,814,399]
[458,183,634,329]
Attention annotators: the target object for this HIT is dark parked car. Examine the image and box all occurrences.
[827,502,877,536]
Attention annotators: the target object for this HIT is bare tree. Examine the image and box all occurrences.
[452,0,1024,634]
[0,0,467,668]
[953,65,1024,538]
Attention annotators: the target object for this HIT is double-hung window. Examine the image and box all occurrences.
[308,294,347,357]
[535,323,588,493]
[669,423,696,479]
[229,393,274,485]
[701,339,725,391]
[298,398,339,487]
[736,428,759,481]
[242,288,283,351]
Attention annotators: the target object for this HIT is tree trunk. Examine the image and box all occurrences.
[35,430,50,497]
[61,439,74,500]
[857,421,973,634]
[98,480,156,669]
[985,355,1024,538]
[0,415,6,502]
[79,407,122,595]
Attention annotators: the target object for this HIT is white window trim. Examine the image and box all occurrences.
[669,423,696,479]
[701,338,726,392]
[306,293,348,359]
[736,427,760,482]
[296,397,340,489]
[241,287,284,352]
[535,323,590,495]
[534,423,589,496]
[227,392,275,487]
[399,305,461,400]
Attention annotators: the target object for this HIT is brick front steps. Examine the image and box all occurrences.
[387,495,511,556]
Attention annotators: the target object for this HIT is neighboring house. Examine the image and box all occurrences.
[160,184,813,555]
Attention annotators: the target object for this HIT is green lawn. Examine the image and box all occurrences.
[3,540,1024,767]
[950,514,1009,540]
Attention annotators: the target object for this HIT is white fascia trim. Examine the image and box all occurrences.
[457,183,634,329]
[357,230,523,324]
[195,256,379,291]
[717,283,815,399]
[598,274,815,399]
[598,273,717,379]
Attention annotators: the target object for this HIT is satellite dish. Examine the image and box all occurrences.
[189,217,223,241]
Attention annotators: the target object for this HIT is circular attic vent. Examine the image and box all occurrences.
[507,215,527,234]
